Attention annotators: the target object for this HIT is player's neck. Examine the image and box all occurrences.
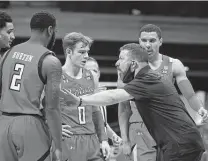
[63,61,83,79]
[148,53,162,70]
[28,32,48,48]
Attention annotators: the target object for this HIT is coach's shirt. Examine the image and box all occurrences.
[124,65,204,151]
[129,55,175,124]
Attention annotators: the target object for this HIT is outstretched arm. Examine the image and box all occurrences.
[42,54,62,151]
[81,89,134,107]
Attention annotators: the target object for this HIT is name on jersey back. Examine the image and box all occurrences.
[12,52,33,62]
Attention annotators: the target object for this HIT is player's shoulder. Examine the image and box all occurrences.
[161,54,175,63]
[42,54,62,73]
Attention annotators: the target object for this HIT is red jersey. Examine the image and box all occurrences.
[0,42,54,116]
[60,69,96,134]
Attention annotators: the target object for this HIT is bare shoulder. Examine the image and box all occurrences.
[172,58,186,73]
[171,58,187,78]
[42,55,62,74]
[41,54,62,83]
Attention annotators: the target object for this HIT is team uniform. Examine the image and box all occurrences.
[124,65,205,161]
[129,55,175,161]
[0,43,53,161]
[60,69,104,161]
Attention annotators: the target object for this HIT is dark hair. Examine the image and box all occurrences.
[0,11,12,29]
[30,11,56,31]
[139,24,162,39]
[120,43,148,62]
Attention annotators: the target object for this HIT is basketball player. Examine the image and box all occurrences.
[0,11,15,53]
[85,57,122,146]
[118,24,206,161]
[0,11,62,161]
[61,43,207,161]
[60,32,110,161]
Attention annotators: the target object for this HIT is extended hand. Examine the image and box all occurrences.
[60,88,80,107]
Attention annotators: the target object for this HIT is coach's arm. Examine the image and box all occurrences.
[81,89,133,107]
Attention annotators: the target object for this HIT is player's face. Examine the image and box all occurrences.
[85,60,100,80]
[139,31,162,59]
[0,22,15,49]
[85,60,100,88]
[71,42,90,68]
[115,50,132,80]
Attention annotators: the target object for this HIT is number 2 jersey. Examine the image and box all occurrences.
[0,42,53,116]
[60,69,96,134]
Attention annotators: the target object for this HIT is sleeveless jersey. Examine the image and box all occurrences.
[129,55,174,123]
[0,42,53,116]
[60,69,96,134]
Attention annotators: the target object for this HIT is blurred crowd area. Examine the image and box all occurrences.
[2,1,208,17]
[1,1,208,134]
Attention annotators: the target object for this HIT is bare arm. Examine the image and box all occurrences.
[81,89,134,107]
[42,55,62,151]
[173,59,203,112]
[106,124,117,139]
[92,106,108,142]
[118,101,132,142]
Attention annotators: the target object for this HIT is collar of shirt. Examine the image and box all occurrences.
[136,65,151,78]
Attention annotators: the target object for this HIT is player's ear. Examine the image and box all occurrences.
[159,38,163,47]
[47,26,54,37]
[66,47,72,57]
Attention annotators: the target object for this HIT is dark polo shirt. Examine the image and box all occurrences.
[124,65,204,152]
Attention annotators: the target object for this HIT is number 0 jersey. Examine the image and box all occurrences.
[60,69,96,134]
[0,42,53,116]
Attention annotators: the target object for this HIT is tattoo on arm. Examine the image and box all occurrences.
[45,56,62,107]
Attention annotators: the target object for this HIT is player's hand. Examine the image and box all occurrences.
[198,107,208,122]
[100,141,111,160]
[112,134,122,147]
[62,124,73,139]
[122,140,132,160]
[60,88,80,107]
[53,149,62,161]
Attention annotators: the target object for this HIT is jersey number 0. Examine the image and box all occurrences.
[10,63,25,91]
[78,106,86,124]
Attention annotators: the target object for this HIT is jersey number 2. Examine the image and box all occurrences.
[78,106,86,124]
[10,63,25,91]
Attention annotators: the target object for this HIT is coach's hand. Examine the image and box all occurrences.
[62,124,73,139]
[198,107,208,122]
[60,88,80,107]
[100,141,111,160]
